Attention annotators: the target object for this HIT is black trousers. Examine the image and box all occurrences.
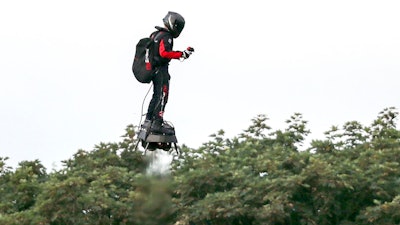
[146,66,170,123]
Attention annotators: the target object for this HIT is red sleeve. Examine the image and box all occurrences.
[159,39,182,59]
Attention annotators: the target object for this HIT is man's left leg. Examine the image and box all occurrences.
[150,68,174,135]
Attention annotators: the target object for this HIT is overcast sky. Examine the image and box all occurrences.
[1,0,399,170]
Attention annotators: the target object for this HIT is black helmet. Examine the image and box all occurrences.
[163,11,185,38]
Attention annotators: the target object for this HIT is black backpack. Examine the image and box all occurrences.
[132,31,165,83]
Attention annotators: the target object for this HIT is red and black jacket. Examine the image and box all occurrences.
[151,27,182,67]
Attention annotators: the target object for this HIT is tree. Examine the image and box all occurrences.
[0,160,47,224]
[1,107,400,225]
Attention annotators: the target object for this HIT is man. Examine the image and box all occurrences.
[143,11,194,135]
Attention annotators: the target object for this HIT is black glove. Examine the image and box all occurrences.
[181,47,195,59]
[187,47,194,52]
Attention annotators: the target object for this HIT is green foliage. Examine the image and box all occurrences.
[1,107,399,224]
[357,195,400,224]
[0,160,47,215]
[273,112,311,151]
[0,157,12,175]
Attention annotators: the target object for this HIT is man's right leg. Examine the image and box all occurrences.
[146,80,162,121]
[143,70,162,130]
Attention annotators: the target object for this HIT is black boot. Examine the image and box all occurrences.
[141,119,152,129]
[150,121,175,135]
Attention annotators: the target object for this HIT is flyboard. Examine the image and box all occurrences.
[135,121,180,155]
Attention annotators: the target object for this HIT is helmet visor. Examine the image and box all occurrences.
[173,21,185,37]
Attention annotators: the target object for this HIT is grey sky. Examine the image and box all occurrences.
[1,0,399,169]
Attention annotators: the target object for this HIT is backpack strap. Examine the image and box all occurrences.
[152,31,168,42]
[148,30,170,68]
